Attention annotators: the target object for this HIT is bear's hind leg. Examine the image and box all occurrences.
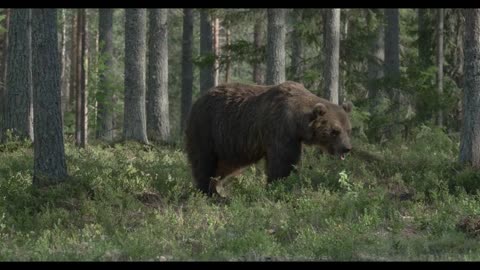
[215,160,244,179]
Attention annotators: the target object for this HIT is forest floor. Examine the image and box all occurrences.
[1,126,480,261]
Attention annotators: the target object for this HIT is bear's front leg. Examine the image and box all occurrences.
[265,140,302,184]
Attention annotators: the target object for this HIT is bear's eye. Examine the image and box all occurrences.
[331,128,340,136]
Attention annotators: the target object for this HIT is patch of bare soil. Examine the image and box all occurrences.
[135,191,164,207]
[456,215,480,237]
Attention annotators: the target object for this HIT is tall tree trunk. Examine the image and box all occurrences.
[418,9,432,69]
[436,9,444,126]
[97,9,115,141]
[339,9,348,104]
[69,11,77,115]
[253,15,264,84]
[124,9,148,144]
[147,9,170,143]
[266,8,286,85]
[454,10,465,132]
[367,9,385,111]
[213,17,220,86]
[224,28,231,83]
[1,9,8,84]
[60,9,70,119]
[384,9,401,105]
[453,10,465,89]
[323,8,340,104]
[3,9,33,141]
[75,9,87,148]
[460,9,480,168]
[180,8,193,133]
[291,9,304,83]
[31,8,68,186]
[81,9,88,148]
[384,9,402,139]
[75,10,81,146]
[87,9,96,136]
[0,9,7,91]
[0,9,10,143]
[200,9,215,94]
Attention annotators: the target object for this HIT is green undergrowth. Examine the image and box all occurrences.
[1,126,480,261]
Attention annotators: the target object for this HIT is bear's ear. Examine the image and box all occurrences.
[312,103,327,117]
[342,102,353,113]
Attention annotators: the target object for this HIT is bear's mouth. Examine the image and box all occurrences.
[326,147,347,160]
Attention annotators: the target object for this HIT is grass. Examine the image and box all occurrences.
[1,125,480,261]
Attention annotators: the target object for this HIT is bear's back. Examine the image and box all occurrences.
[206,81,317,104]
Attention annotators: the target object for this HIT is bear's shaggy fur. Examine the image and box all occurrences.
[185,81,353,196]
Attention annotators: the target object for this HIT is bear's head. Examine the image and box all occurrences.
[304,101,353,160]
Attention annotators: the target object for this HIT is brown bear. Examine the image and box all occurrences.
[185,81,353,196]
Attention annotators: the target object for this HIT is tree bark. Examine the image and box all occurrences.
[367,9,385,110]
[59,9,70,119]
[339,9,349,104]
[266,9,286,85]
[75,9,87,148]
[4,9,33,141]
[291,9,304,83]
[253,15,264,84]
[96,8,115,141]
[452,10,465,89]
[31,8,68,186]
[180,8,193,133]
[147,9,170,143]
[0,9,9,141]
[0,9,7,91]
[87,9,95,135]
[224,28,231,83]
[384,9,401,104]
[124,9,148,144]
[213,17,220,86]
[75,10,81,146]
[453,10,465,132]
[323,8,341,104]
[460,8,480,168]
[200,9,215,94]
[81,9,88,148]
[69,11,77,115]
